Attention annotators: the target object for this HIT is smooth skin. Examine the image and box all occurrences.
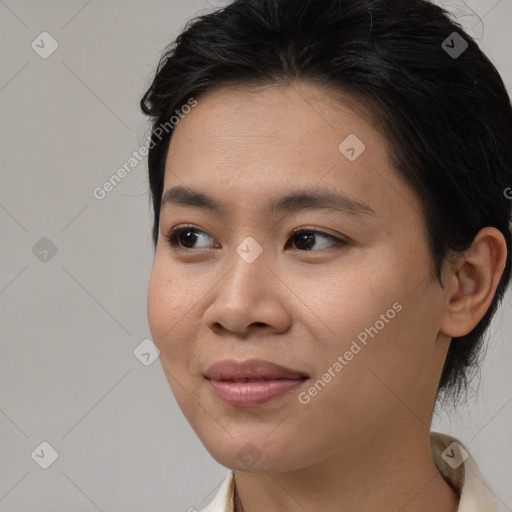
[147,81,507,512]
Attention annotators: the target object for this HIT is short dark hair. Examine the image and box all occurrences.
[140,0,512,406]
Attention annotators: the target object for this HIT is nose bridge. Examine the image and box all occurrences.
[203,230,294,335]
[234,234,266,266]
[205,235,271,329]
[225,234,268,296]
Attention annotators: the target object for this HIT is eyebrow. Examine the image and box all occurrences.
[160,185,376,217]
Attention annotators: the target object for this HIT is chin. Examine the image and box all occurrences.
[198,431,304,474]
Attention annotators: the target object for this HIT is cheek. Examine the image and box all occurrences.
[309,266,397,347]
[147,260,195,365]
[147,263,170,344]
[332,292,440,415]
[307,262,435,399]
[147,263,205,420]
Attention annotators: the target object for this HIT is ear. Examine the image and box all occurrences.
[439,227,508,338]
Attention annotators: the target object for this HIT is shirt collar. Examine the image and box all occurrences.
[199,431,500,512]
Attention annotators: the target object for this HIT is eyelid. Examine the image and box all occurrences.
[164,224,215,249]
[290,226,346,242]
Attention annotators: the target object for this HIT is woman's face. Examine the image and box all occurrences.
[147,82,451,472]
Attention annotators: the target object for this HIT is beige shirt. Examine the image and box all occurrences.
[198,432,500,512]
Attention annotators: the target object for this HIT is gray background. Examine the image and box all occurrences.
[0,1,511,511]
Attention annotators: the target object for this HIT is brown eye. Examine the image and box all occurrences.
[176,228,199,248]
[288,229,346,251]
[165,226,217,249]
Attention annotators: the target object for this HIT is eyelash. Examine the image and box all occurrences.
[164,225,347,252]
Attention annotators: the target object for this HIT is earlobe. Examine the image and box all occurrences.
[439,227,508,338]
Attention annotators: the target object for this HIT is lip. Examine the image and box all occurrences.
[204,359,309,407]
[204,358,309,381]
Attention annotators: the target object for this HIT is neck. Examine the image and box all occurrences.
[233,423,459,512]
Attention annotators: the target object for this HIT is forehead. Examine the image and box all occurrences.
[162,82,424,226]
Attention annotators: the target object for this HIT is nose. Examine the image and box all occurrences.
[202,241,291,337]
